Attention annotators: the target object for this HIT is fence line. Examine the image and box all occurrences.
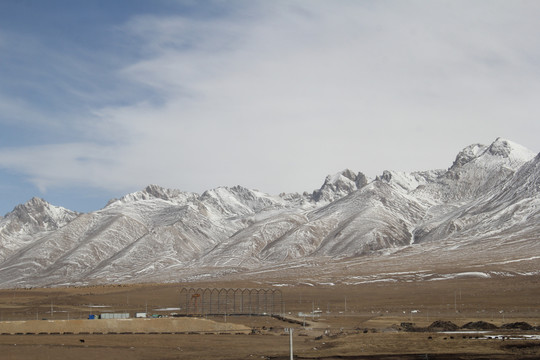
[179,288,283,316]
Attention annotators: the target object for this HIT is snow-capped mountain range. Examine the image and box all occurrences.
[0,138,539,288]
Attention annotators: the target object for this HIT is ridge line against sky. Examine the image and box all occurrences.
[0,0,539,215]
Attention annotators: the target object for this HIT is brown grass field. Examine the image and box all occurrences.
[0,275,539,359]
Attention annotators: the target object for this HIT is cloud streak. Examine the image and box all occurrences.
[1,1,539,205]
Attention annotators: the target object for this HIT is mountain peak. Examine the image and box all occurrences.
[5,197,78,232]
[312,169,368,202]
[449,138,534,172]
[450,143,487,170]
[325,169,367,187]
[143,184,174,200]
[13,197,50,214]
[486,137,533,160]
[110,184,196,205]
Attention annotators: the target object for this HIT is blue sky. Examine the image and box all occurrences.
[1,0,539,215]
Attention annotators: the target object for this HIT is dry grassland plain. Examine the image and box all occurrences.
[0,275,539,359]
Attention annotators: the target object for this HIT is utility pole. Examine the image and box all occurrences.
[285,328,294,360]
[290,328,293,360]
[459,288,462,312]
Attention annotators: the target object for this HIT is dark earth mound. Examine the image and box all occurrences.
[461,321,498,330]
[427,320,460,331]
[501,322,533,330]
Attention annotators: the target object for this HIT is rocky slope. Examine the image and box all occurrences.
[0,138,538,287]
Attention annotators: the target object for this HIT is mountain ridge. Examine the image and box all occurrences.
[0,138,538,288]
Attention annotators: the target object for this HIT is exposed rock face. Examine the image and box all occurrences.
[0,138,538,287]
[312,169,368,202]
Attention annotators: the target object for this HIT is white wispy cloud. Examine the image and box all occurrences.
[1,1,539,198]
